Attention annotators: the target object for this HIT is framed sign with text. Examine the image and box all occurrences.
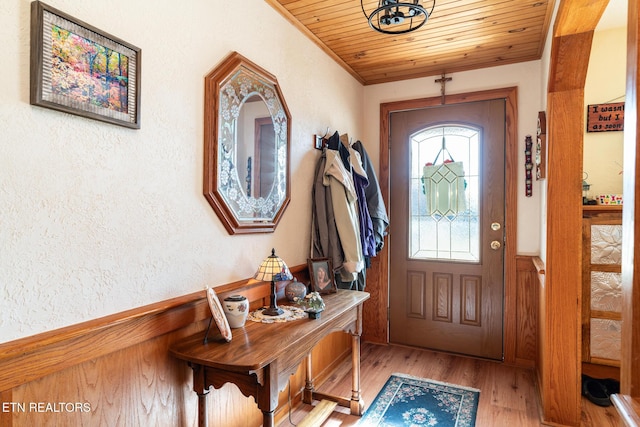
[587,102,624,132]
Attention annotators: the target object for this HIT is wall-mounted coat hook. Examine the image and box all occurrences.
[314,127,331,150]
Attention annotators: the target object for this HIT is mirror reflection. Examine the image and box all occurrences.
[204,52,291,234]
[236,95,276,200]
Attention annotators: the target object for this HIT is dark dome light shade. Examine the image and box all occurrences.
[361,0,435,34]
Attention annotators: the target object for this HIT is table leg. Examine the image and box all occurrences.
[197,392,208,427]
[262,411,275,427]
[303,353,314,404]
[190,363,210,427]
[350,334,364,415]
[255,362,279,427]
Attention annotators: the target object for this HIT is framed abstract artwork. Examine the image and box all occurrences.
[30,1,141,129]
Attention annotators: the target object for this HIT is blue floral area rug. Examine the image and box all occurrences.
[358,373,480,426]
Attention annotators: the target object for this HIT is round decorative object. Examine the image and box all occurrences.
[222,295,249,328]
[206,287,232,342]
[285,279,307,302]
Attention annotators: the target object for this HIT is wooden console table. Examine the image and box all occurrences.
[169,290,370,427]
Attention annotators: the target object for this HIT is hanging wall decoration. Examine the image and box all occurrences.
[536,111,547,180]
[422,137,467,218]
[525,135,533,197]
[423,161,467,217]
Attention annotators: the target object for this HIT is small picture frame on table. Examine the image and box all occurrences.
[307,258,337,294]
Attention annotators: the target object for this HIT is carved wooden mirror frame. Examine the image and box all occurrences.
[203,52,291,234]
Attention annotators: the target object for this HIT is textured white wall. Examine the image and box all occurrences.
[6,0,619,344]
[0,0,363,342]
[362,62,544,256]
[534,0,560,267]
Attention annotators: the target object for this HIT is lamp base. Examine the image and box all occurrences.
[262,306,284,316]
[262,278,283,316]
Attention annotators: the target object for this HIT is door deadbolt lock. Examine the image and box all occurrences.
[490,240,502,250]
[491,222,501,231]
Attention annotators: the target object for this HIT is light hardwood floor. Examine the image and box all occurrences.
[281,342,622,427]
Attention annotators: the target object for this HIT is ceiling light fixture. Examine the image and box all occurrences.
[361,0,435,34]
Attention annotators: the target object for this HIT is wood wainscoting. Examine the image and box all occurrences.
[0,265,351,427]
[514,256,539,368]
[0,258,540,427]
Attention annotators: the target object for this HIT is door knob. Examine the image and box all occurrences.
[490,240,501,250]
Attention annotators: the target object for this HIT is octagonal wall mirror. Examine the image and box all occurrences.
[204,52,291,234]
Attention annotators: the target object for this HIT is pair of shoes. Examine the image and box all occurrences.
[581,375,620,407]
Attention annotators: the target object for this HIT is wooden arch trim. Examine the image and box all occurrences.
[541,0,609,425]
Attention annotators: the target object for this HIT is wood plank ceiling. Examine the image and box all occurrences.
[266,0,556,85]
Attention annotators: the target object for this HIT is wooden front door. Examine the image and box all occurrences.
[389,99,505,360]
